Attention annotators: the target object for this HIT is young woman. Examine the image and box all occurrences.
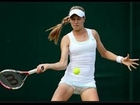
[36,6,139,101]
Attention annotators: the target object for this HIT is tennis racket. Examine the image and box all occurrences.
[0,66,44,90]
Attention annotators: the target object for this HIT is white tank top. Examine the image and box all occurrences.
[61,28,97,83]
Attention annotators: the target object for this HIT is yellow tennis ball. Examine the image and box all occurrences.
[73,67,80,75]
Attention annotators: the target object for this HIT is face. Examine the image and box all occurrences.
[69,14,85,31]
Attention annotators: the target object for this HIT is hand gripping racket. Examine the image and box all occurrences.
[0,66,44,90]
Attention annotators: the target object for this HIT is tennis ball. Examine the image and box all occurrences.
[73,67,80,75]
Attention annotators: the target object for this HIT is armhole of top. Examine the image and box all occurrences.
[86,28,95,40]
[67,32,72,43]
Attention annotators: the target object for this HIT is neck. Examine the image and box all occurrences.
[73,27,86,34]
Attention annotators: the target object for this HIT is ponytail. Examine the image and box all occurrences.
[45,16,70,45]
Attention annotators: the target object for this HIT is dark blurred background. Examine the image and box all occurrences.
[0,2,140,102]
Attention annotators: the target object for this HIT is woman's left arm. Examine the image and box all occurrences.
[92,29,139,71]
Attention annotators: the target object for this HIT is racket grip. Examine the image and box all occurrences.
[28,66,44,75]
[28,66,45,75]
[28,69,37,75]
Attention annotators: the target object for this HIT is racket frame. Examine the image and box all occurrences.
[0,69,37,90]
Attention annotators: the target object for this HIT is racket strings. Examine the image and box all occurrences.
[0,71,26,89]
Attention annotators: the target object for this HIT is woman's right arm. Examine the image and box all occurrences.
[36,35,70,73]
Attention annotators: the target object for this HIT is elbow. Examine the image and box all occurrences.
[101,54,106,58]
[62,64,67,70]
[58,59,68,70]
[58,62,67,70]
[100,50,108,59]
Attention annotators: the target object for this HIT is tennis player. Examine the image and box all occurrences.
[36,6,139,101]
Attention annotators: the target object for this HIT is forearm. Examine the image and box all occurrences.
[102,50,123,62]
[47,62,67,71]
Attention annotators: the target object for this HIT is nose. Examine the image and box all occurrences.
[74,19,78,23]
[74,20,78,24]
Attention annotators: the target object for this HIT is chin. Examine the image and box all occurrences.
[73,27,80,31]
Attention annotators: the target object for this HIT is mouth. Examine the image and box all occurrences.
[73,25,79,27]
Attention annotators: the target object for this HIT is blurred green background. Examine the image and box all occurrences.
[0,2,140,102]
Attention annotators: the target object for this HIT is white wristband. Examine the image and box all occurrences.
[116,56,123,63]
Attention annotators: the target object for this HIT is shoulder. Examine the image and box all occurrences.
[87,28,100,40]
[60,34,70,46]
[86,28,99,35]
[62,34,69,41]
[61,31,72,42]
[91,29,99,35]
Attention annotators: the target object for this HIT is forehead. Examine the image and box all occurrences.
[70,14,82,18]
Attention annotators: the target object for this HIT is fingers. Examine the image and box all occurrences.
[130,59,139,62]
[128,66,132,71]
[130,65,137,69]
[132,62,139,66]
[127,63,139,71]
[126,54,130,58]
[36,65,44,74]
[36,69,42,74]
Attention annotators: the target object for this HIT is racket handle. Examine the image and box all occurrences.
[28,66,44,75]
[28,69,37,75]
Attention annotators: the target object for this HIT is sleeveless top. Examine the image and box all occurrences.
[60,28,97,83]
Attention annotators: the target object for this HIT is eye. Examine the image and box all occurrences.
[71,18,75,20]
[77,18,81,20]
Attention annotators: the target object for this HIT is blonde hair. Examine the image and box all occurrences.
[45,6,85,45]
